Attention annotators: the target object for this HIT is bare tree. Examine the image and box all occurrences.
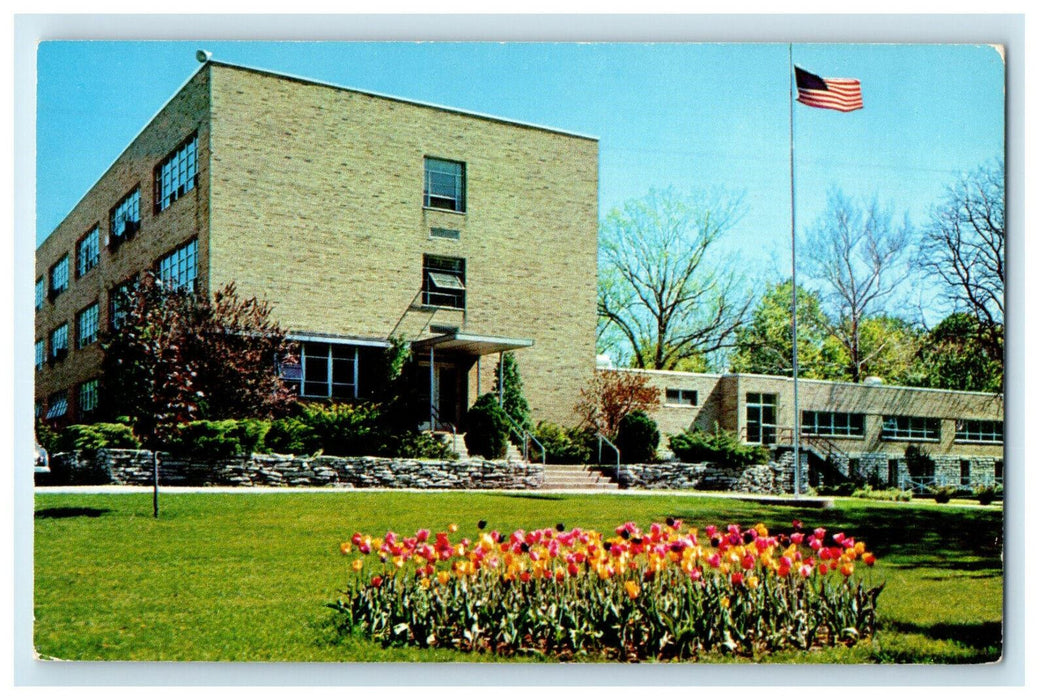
[802,189,914,382]
[598,187,752,370]
[919,160,1004,366]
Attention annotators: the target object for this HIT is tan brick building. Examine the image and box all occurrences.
[35,60,599,429]
[619,368,1004,490]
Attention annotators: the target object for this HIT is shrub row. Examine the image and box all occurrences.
[39,403,455,462]
[668,425,769,468]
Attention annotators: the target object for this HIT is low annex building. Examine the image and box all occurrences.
[35,59,599,430]
[626,368,1003,490]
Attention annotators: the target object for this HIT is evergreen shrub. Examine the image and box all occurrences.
[464,393,509,460]
[615,411,660,463]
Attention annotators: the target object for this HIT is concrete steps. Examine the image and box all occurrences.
[540,463,619,490]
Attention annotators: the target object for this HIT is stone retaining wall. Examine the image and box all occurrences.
[50,449,543,490]
[617,460,795,495]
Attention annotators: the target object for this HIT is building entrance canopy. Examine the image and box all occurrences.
[412,331,533,357]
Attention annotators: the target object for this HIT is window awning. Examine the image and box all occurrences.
[413,331,533,357]
[46,397,68,419]
[428,271,465,291]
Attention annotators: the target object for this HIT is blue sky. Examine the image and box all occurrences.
[36,41,1004,310]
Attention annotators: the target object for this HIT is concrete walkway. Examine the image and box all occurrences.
[34,484,835,506]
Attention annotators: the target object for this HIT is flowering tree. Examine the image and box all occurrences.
[101,273,296,444]
[574,369,660,438]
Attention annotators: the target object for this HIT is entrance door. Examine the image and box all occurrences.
[437,366,460,428]
[746,393,777,445]
[414,360,463,430]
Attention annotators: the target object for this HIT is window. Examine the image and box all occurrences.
[960,459,971,486]
[35,278,44,309]
[422,255,466,309]
[745,393,777,445]
[666,388,698,406]
[955,419,1003,443]
[424,157,465,212]
[299,342,357,399]
[45,392,68,420]
[430,227,461,240]
[109,278,137,330]
[35,339,45,371]
[78,379,100,417]
[801,411,865,438]
[154,133,198,213]
[77,227,100,277]
[157,239,198,291]
[77,302,100,348]
[882,415,941,441]
[49,324,69,362]
[995,460,1004,482]
[49,255,69,299]
[110,188,141,246]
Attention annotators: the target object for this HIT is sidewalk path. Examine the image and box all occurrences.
[34,484,835,506]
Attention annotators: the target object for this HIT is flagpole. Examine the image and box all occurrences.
[789,44,801,498]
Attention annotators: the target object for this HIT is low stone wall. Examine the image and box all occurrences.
[617,461,794,495]
[49,449,543,490]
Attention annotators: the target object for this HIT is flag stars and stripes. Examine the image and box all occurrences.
[794,66,863,112]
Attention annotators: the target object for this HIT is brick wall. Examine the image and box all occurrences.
[34,68,213,418]
[206,64,598,426]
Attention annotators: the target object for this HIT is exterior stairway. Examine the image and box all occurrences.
[439,433,522,462]
[539,463,619,491]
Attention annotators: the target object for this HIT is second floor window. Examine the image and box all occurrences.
[77,227,100,277]
[882,415,941,441]
[801,411,865,438]
[35,339,45,371]
[49,255,69,299]
[35,278,44,309]
[422,255,466,309]
[77,302,100,348]
[109,278,137,330]
[955,419,1004,443]
[424,157,465,212]
[666,388,698,406]
[157,239,198,292]
[49,323,69,361]
[155,133,198,213]
[110,188,141,245]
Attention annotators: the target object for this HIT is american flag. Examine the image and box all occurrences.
[794,66,863,112]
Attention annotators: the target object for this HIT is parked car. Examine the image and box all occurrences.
[34,443,50,475]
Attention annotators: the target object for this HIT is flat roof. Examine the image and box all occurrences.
[210,59,600,142]
[606,367,1001,400]
[39,56,599,249]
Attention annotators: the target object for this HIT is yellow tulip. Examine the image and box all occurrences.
[625,580,640,599]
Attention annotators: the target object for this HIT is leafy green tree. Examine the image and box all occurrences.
[853,315,924,385]
[598,187,753,370]
[493,352,531,431]
[730,280,846,379]
[915,312,1003,392]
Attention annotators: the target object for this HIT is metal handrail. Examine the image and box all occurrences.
[428,406,458,450]
[596,433,621,482]
[502,413,546,465]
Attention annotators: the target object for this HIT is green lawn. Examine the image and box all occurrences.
[33,490,1003,663]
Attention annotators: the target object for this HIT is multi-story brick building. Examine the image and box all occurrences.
[34,59,599,429]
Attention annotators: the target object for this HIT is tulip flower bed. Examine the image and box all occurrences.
[331,519,882,660]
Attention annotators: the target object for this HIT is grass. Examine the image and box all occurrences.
[33,490,1003,663]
